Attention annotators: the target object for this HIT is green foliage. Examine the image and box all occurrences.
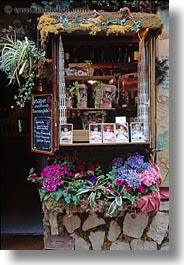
[105,171,139,216]
[27,167,38,183]
[76,174,107,208]
[27,152,161,215]
[0,35,46,108]
[14,72,35,108]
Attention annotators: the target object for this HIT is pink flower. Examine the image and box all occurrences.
[39,163,72,192]
[116,179,123,186]
[74,173,80,178]
[138,167,160,187]
[105,184,111,193]
[105,188,111,194]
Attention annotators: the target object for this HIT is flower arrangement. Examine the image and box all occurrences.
[28,153,103,206]
[28,151,162,216]
[105,152,162,215]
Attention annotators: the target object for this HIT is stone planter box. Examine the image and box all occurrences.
[42,198,169,250]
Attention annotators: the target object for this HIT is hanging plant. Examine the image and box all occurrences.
[0,34,47,108]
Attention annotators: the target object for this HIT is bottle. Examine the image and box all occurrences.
[17,118,23,133]
[100,50,105,62]
[89,50,95,62]
[133,50,139,61]
[117,47,123,62]
[73,47,79,63]
[123,48,128,62]
[64,52,70,64]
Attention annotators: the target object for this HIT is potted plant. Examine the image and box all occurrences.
[27,150,162,216]
[0,35,50,107]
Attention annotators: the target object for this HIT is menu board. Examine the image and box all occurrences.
[31,93,54,154]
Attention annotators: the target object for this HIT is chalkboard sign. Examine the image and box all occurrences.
[31,93,54,155]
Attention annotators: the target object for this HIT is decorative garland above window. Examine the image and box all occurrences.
[37,11,163,48]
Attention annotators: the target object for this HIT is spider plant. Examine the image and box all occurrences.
[0,34,46,107]
[76,174,107,208]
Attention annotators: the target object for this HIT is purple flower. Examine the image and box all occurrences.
[85,181,92,187]
[39,163,73,192]
[125,170,141,189]
[125,153,144,169]
[141,162,151,170]
[115,166,141,189]
[90,175,97,183]
[111,157,124,168]
[124,153,151,171]
[115,166,130,182]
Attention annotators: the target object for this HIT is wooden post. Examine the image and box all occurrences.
[150,32,156,150]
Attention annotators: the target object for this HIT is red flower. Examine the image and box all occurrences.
[95,162,100,167]
[55,153,62,160]
[124,185,131,191]
[137,185,145,193]
[32,173,38,181]
[116,179,123,186]
[78,165,85,171]
[89,165,95,171]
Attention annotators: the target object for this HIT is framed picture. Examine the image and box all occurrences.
[102,123,116,143]
[115,122,129,143]
[60,124,73,144]
[89,124,102,143]
[130,122,146,142]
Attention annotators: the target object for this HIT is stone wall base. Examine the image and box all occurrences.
[42,199,169,250]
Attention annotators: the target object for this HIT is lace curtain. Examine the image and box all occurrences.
[59,35,67,125]
[137,38,150,141]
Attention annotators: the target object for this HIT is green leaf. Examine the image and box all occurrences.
[64,194,71,205]
[72,196,79,205]
[144,187,149,194]
[96,185,106,192]
[149,185,158,192]
[43,194,50,201]
[108,200,117,216]
[76,188,92,196]
[38,188,49,201]
[88,192,96,208]
[27,167,35,181]
[50,189,63,201]
[136,168,142,173]
[115,196,122,206]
